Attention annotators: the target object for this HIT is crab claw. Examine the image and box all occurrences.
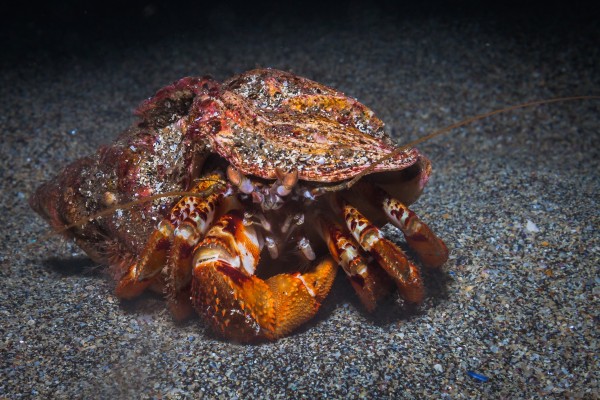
[191,210,337,341]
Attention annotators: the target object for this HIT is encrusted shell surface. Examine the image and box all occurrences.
[191,69,419,182]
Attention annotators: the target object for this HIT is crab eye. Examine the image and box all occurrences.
[239,179,254,194]
[302,189,315,201]
[276,185,290,196]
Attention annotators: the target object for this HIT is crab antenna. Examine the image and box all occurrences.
[319,95,599,194]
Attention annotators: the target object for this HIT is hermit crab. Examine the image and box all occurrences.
[30,68,450,341]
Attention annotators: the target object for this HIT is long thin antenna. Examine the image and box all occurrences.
[316,95,599,194]
[36,180,225,243]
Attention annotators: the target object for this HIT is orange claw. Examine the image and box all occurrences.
[342,201,424,304]
[193,261,275,340]
[266,258,337,338]
[164,221,202,320]
[193,256,337,341]
[191,210,337,341]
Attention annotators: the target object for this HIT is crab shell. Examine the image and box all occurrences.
[29,68,431,279]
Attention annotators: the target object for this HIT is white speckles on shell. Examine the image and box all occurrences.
[149,124,186,179]
[211,69,420,182]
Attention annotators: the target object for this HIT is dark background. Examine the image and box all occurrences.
[3,1,599,65]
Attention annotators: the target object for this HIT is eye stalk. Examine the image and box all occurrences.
[274,168,299,196]
[227,165,254,194]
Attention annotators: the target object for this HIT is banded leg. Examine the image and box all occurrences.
[342,200,424,303]
[319,215,393,312]
[192,210,337,341]
[115,173,228,306]
[350,182,448,268]
[380,194,448,268]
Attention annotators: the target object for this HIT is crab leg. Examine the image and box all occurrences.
[350,182,449,268]
[319,215,393,312]
[379,193,448,268]
[115,173,228,305]
[114,220,174,299]
[341,200,424,303]
[192,210,337,341]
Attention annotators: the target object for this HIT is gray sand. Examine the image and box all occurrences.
[2,5,599,398]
